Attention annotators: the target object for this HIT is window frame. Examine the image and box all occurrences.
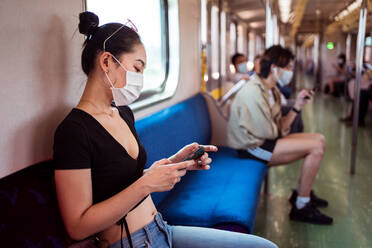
[83,0,179,111]
[135,0,170,102]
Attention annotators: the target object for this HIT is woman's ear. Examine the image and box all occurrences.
[99,52,112,73]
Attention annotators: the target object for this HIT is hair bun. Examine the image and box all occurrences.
[79,11,99,36]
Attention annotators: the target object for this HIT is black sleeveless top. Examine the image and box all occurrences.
[53,106,147,204]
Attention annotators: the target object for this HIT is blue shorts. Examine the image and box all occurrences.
[108,212,277,248]
[108,213,171,248]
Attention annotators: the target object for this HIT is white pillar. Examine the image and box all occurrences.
[265,0,273,48]
[350,0,367,174]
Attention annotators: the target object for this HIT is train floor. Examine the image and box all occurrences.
[254,72,372,248]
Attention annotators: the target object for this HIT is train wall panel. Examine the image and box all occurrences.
[0,0,86,178]
[0,0,201,178]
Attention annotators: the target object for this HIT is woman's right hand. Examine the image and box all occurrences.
[141,159,194,193]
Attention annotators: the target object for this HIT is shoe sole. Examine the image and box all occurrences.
[289,214,333,225]
[289,198,328,208]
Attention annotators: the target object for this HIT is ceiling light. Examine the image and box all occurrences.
[279,0,292,23]
[237,9,265,20]
[250,21,265,28]
[334,0,362,21]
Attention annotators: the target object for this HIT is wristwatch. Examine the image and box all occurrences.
[292,107,301,114]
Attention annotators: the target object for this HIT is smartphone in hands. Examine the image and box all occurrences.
[305,87,318,99]
[183,146,205,161]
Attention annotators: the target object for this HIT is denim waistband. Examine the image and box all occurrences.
[108,212,172,248]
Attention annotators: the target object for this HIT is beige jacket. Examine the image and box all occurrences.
[227,74,282,150]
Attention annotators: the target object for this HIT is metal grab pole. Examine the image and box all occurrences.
[350,0,367,175]
[218,0,222,98]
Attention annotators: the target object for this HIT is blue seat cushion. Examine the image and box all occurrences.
[0,161,68,247]
[156,147,268,233]
[136,94,211,205]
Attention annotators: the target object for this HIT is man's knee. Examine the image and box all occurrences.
[314,133,326,151]
[309,134,325,158]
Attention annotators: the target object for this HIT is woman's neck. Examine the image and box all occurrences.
[78,74,114,114]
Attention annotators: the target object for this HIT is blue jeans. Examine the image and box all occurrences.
[108,213,277,248]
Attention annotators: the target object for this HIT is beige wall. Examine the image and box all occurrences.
[0,0,86,178]
[0,0,201,178]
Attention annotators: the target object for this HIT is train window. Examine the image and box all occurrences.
[255,35,264,55]
[220,11,227,78]
[366,36,372,46]
[237,24,244,53]
[211,5,219,80]
[365,36,372,62]
[248,31,255,62]
[86,0,179,109]
[201,0,207,45]
[365,47,371,62]
[230,22,236,56]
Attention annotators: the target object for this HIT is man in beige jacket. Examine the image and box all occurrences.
[227,45,332,225]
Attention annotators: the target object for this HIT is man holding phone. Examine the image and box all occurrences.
[227,45,332,225]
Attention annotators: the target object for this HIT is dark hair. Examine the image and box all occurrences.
[254,54,261,61]
[231,53,245,65]
[259,45,294,78]
[338,53,346,61]
[78,11,142,75]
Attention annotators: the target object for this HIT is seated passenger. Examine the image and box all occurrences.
[53,11,278,248]
[255,54,303,133]
[227,45,333,225]
[231,53,252,83]
[325,53,348,96]
[340,64,372,127]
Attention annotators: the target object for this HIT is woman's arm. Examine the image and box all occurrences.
[55,159,193,240]
[55,169,149,240]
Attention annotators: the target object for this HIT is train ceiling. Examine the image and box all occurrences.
[226,0,372,36]
[228,0,266,31]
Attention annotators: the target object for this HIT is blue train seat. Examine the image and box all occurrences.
[0,94,268,248]
[135,94,268,233]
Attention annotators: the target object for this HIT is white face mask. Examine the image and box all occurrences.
[237,62,248,73]
[273,67,293,87]
[104,54,144,106]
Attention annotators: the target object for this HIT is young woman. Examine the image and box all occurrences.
[227,45,333,226]
[53,11,277,248]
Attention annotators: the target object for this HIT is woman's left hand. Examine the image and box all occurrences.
[168,142,218,170]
